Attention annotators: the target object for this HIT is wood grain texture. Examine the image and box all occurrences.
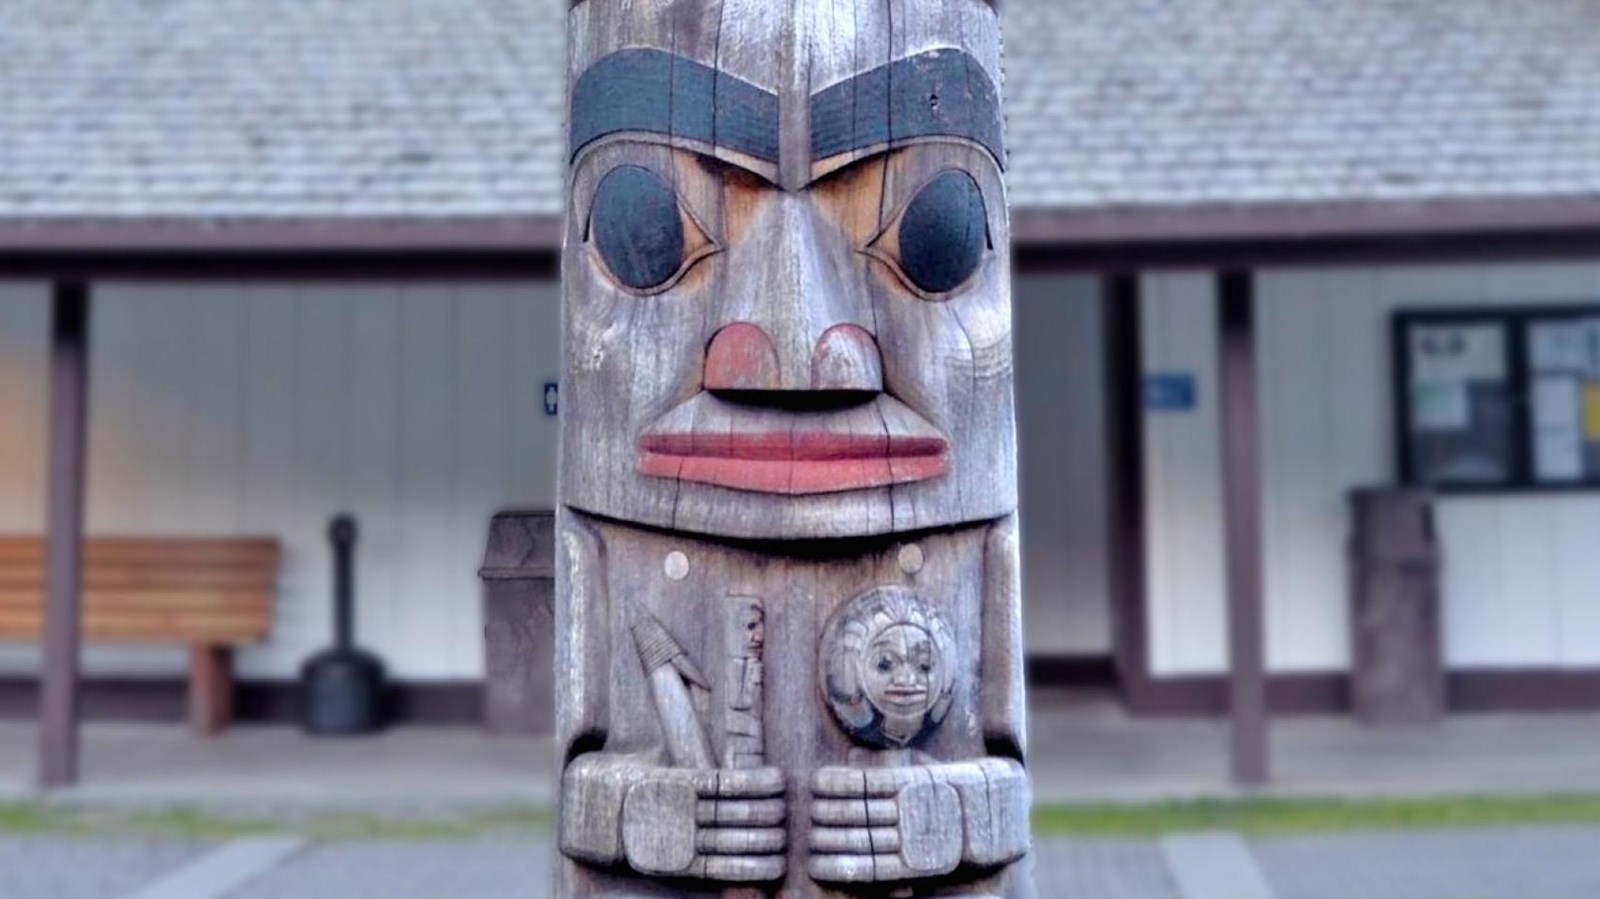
[559,0,1028,894]
[0,537,277,642]
[0,535,275,737]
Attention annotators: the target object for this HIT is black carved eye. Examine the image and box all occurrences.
[871,169,989,297]
[589,165,713,292]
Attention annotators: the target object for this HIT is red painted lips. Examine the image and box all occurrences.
[637,395,949,495]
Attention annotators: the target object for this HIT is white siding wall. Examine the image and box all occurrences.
[1014,274,1111,656]
[0,281,560,680]
[1140,261,1600,676]
[1140,273,1228,675]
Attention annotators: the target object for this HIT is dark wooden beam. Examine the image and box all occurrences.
[1102,273,1154,707]
[0,249,557,282]
[1218,269,1268,786]
[39,281,90,787]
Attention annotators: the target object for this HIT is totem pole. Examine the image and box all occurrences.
[556,1,1030,896]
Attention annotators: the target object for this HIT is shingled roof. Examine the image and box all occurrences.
[2,0,1599,247]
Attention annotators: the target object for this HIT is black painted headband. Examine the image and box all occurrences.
[568,48,781,163]
[569,48,1004,170]
[810,48,1004,169]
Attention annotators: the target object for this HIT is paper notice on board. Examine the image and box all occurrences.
[1534,376,1584,480]
[1530,321,1591,373]
[1410,323,1505,383]
[1411,381,1469,431]
[1534,376,1581,428]
[1537,431,1584,480]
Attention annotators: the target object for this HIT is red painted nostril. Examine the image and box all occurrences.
[811,324,883,392]
[704,322,781,391]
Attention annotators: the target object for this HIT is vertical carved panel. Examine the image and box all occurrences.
[557,1,1030,895]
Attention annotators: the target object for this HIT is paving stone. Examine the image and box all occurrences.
[0,836,216,899]
[228,838,553,899]
[1032,837,1183,899]
[1254,826,1600,899]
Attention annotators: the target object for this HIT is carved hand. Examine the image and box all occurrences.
[808,757,1030,884]
[614,764,788,882]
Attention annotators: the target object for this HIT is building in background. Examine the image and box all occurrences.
[2,0,1600,721]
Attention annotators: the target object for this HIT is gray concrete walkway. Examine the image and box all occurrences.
[5,828,1600,898]
[7,689,1600,807]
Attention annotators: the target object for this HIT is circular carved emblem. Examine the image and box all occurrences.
[819,586,955,749]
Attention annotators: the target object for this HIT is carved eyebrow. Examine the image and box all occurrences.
[809,48,1004,169]
[569,49,781,163]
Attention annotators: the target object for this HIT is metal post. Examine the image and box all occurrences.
[39,281,90,787]
[1219,269,1268,786]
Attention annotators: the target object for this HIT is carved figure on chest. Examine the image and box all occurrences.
[556,1,1030,895]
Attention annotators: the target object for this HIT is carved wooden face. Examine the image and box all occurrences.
[820,587,955,749]
[561,0,1014,540]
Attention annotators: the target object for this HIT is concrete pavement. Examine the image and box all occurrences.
[7,828,1600,898]
[9,689,1600,807]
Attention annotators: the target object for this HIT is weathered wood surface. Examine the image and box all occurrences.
[557,0,1029,895]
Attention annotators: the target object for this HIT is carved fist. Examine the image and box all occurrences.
[808,758,1030,884]
[621,765,788,882]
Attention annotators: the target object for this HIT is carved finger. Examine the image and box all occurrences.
[814,766,927,798]
[697,798,787,827]
[863,767,928,796]
[811,766,869,798]
[807,853,878,883]
[698,854,786,882]
[809,826,900,854]
[860,854,925,882]
[695,827,786,855]
[809,852,946,883]
[702,767,785,799]
[811,798,897,827]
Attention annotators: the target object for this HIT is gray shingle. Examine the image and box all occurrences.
[2,0,1599,219]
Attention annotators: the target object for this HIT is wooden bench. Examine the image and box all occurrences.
[0,537,279,735]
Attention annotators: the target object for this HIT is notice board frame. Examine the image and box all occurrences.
[1393,304,1600,494]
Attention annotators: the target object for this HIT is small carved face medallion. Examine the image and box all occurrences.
[820,587,954,749]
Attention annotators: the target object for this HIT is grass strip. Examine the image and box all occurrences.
[2,796,1600,840]
[1032,795,1600,837]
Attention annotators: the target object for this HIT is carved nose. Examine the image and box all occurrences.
[704,322,883,394]
[810,324,883,392]
[704,323,782,392]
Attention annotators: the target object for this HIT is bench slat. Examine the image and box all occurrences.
[0,567,275,592]
[0,611,271,642]
[0,537,279,568]
[0,589,273,613]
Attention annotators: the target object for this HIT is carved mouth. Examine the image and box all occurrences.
[882,686,928,701]
[638,393,949,495]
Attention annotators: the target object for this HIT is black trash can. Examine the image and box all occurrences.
[479,510,556,735]
[1348,487,1444,725]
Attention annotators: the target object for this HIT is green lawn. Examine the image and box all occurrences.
[1031,795,1600,836]
[4,796,1600,840]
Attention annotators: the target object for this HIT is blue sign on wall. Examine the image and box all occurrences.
[1144,372,1197,412]
[543,382,559,416]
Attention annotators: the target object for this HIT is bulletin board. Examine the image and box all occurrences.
[1395,307,1600,490]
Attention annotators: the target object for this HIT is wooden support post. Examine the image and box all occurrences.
[188,645,234,737]
[1219,269,1269,786]
[1104,273,1152,707]
[39,281,89,788]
